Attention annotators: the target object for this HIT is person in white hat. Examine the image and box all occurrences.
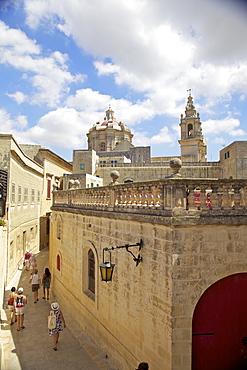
[15,287,27,331]
[46,302,66,351]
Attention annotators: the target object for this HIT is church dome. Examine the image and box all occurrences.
[98,118,122,130]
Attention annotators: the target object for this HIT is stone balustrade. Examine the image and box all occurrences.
[52,178,247,214]
[97,161,220,168]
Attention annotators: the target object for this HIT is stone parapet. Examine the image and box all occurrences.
[53,178,247,215]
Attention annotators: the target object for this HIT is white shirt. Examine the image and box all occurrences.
[31,274,40,284]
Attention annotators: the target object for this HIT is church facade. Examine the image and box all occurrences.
[68,94,246,188]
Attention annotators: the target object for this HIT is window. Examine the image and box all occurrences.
[57,216,62,240]
[88,249,95,293]
[80,164,85,170]
[124,179,133,183]
[37,190,40,203]
[11,183,15,203]
[31,188,35,203]
[188,123,193,136]
[225,151,230,159]
[100,142,105,151]
[18,186,21,202]
[57,254,61,271]
[24,188,28,203]
[91,183,94,187]
[47,179,51,199]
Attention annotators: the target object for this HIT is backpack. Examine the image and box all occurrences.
[16,295,24,308]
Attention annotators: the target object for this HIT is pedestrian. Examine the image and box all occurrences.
[23,250,31,270]
[15,287,27,331]
[47,302,66,351]
[29,253,37,273]
[42,267,51,300]
[8,287,17,325]
[29,268,41,303]
[136,363,149,370]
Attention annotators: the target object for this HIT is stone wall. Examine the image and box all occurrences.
[95,163,222,185]
[50,180,247,369]
[50,210,173,370]
[171,219,247,369]
[0,226,7,311]
[220,141,247,179]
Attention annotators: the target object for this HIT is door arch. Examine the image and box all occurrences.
[192,273,247,370]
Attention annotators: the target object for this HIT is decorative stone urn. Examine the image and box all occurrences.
[109,170,120,185]
[166,158,182,178]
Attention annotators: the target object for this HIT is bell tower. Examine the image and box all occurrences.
[178,91,207,162]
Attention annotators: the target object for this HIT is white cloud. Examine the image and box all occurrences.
[0,109,28,134]
[202,117,240,135]
[230,129,247,137]
[7,91,27,104]
[0,20,40,55]
[0,20,85,107]
[21,0,247,102]
[133,125,176,146]
[66,88,155,126]
[25,107,93,148]
[150,126,175,144]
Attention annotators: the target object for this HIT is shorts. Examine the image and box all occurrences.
[32,284,39,292]
[43,283,50,289]
[8,305,15,311]
[25,260,30,267]
[15,307,25,315]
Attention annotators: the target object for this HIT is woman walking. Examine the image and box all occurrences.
[29,269,41,303]
[8,287,17,325]
[23,251,31,271]
[47,302,66,351]
[15,287,27,331]
[29,254,36,273]
[42,268,51,300]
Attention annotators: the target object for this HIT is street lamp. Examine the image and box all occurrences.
[99,239,143,282]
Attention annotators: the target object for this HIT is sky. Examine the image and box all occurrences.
[0,0,247,162]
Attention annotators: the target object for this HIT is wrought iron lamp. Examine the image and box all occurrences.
[99,239,143,282]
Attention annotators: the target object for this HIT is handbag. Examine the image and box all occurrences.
[8,297,14,306]
[48,312,56,330]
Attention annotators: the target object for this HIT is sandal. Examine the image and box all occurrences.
[21,326,25,329]
[17,329,20,331]
[53,347,57,351]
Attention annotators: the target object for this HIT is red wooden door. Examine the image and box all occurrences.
[192,273,247,370]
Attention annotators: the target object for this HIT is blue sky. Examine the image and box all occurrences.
[0,0,247,162]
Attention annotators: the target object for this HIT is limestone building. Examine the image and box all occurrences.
[0,135,72,285]
[50,177,247,369]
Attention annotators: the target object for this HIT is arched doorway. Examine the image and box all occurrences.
[192,273,247,370]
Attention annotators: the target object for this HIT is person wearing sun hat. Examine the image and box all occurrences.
[46,302,66,351]
[15,287,27,331]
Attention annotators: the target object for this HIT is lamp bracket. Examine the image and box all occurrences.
[103,239,143,267]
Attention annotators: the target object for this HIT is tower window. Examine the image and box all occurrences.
[100,142,105,151]
[188,124,193,136]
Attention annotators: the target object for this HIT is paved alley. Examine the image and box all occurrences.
[1,248,117,370]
